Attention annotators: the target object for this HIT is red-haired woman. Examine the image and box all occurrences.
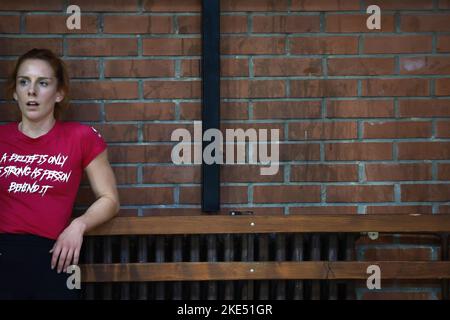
[0,48,120,299]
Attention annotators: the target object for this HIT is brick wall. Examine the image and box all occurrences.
[0,0,449,299]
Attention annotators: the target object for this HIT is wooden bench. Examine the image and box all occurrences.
[81,214,450,299]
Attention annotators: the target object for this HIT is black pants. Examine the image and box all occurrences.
[0,233,81,300]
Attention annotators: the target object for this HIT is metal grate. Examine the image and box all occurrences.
[80,233,357,300]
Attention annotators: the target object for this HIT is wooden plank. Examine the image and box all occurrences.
[80,261,450,282]
[87,214,450,235]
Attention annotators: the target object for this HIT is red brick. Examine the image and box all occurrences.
[362,79,429,97]
[0,102,20,121]
[72,0,138,11]
[291,164,358,182]
[177,16,200,34]
[291,80,358,97]
[326,14,395,32]
[402,14,450,32]
[289,206,358,215]
[143,38,201,56]
[221,0,289,11]
[291,0,359,11]
[143,0,201,12]
[289,121,357,140]
[327,100,394,118]
[104,60,174,77]
[222,122,284,140]
[179,102,248,120]
[180,186,248,204]
[363,121,431,139]
[65,103,102,122]
[327,185,394,203]
[325,143,393,161]
[67,38,137,56]
[369,0,433,9]
[80,167,137,185]
[437,35,450,52]
[108,145,173,163]
[0,16,20,33]
[105,103,175,121]
[177,15,247,34]
[279,143,321,161]
[253,101,322,119]
[328,58,395,76]
[119,187,173,205]
[223,59,249,77]
[399,99,450,117]
[77,186,171,205]
[254,58,321,76]
[0,0,62,10]
[143,81,201,99]
[181,59,249,77]
[253,185,321,203]
[438,164,450,180]
[221,16,249,33]
[400,57,450,75]
[402,184,450,202]
[25,15,97,34]
[366,205,433,214]
[291,36,358,54]
[143,165,200,183]
[437,121,450,138]
[178,15,247,33]
[398,142,450,160]
[103,15,172,33]
[436,79,450,96]
[221,165,284,183]
[221,36,285,54]
[111,167,137,185]
[92,124,138,143]
[363,35,432,54]
[0,60,15,78]
[366,164,432,181]
[0,38,62,56]
[440,0,450,8]
[71,81,139,99]
[253,15,320,33]
[65,60,99,78]
[143,123,193,142]
[221,80,285,98]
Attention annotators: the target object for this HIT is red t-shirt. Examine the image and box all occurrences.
[0,120,107,240]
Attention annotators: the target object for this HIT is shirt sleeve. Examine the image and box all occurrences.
[81,125,107,169]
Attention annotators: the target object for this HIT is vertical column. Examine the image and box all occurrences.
[201,0,220,212]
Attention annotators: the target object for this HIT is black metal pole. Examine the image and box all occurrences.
[201,0,220,212]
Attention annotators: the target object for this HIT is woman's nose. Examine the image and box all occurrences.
[27,85,37,96]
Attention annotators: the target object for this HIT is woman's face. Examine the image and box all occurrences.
[13,59,63,122]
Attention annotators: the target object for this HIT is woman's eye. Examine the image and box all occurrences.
[19,79,28,86]
[40,81,48,87]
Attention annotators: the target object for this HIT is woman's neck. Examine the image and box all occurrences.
[19,117,57,139]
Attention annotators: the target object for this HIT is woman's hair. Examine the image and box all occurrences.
[5,48,70,120]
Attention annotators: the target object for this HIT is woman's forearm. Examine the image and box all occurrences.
[71,195,120,234]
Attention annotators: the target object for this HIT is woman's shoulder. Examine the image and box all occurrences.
[60,121,98,134]
[0,122,18,136]
[60,121,103,140]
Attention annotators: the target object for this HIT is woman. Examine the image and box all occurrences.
[0,48,120,299]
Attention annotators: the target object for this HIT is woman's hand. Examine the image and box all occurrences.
[50,219,86,273]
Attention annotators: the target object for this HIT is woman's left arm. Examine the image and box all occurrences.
[50,149,120,273]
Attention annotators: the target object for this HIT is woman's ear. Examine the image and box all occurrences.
[56,90,64,102]
[13,92,18,101]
